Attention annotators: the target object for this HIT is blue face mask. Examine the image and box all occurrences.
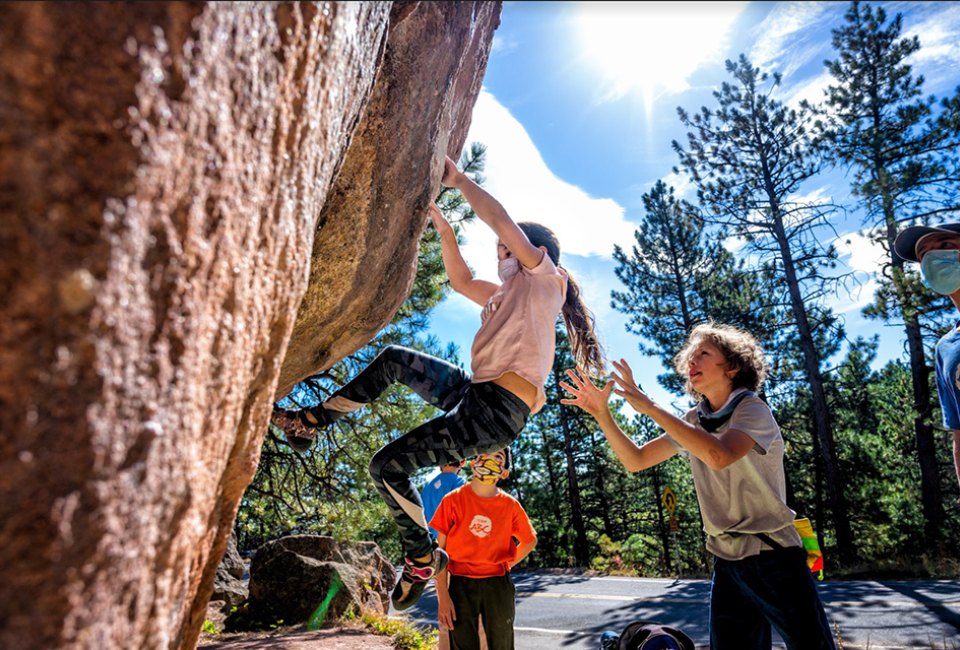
[921,249,960,295]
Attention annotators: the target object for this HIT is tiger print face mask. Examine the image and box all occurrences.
[471,452,508,484]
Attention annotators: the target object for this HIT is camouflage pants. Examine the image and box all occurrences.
[324,345,530,559]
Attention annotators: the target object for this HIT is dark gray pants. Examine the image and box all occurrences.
[323,345,529,558]
[710,547,837,650]
[449,574,516,650]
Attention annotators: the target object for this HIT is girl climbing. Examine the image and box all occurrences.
[272,155,605,611]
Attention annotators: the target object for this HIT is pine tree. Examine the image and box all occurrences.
[814,0,960,541]
[673,55,855,561]
[611,180,785,394]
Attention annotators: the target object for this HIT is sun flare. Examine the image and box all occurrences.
[574,1,747,108]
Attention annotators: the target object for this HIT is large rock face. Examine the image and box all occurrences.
[276,0,502,395]
[0,2,500,649]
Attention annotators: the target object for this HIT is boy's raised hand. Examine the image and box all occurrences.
[560,368,614,419]
[611,358,654,414]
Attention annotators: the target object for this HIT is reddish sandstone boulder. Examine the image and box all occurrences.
[276,0,502,395]
[0,1,500,649]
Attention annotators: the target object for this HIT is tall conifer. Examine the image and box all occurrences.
[673,55,855,560]
[814,0,960,540]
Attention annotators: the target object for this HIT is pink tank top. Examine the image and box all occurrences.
[470,254,567,414]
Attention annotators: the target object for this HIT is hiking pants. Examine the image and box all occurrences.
[321,345,529,559]
[449,574,516,650]
[710,546,837,650]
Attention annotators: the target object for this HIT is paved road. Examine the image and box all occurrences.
[398,571,960,649]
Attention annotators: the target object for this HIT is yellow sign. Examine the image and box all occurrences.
[662,486,676,514]
[669,514,678,532]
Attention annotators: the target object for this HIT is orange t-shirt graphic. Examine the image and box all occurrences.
[429,485,536,578]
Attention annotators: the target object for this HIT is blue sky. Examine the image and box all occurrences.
[426,1,960,413]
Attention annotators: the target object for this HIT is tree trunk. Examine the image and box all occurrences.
[884,185,945,543]
[904,310,945,539]
[651,464,672,573]
[771,219,855,562]
[539,428,565,531]
[555,369,590,567]
[591,432,614,536]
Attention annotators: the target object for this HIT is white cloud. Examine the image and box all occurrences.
[491,33,519,56]
[622,172,695,210]
[786,186,832,207]
[572,1,747,105]
[828,277,879,315]
[659,171,695,201]
[828,229,887,314]
[459,90,636,283]
[834,229,887,275]
[750,2,831,75]
[905,3,960,92]
[723,235,747,254]
[782,71,833,109]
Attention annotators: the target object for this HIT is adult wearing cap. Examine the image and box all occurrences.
[893,221,960,492]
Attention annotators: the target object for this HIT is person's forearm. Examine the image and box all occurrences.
[594,408,651,472]
[510,540,537,569]
[436,568,450,599]
[438,228,473,288]
[643,402,733,469]
[454,175,512,230]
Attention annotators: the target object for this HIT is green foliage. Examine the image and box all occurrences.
[813,0,960,545]
[201,619,219,635]
[775,338,960,567]
[590,534,623,573]
[223,601,286,633]
[815,0,959,225]
[361,611,437,650]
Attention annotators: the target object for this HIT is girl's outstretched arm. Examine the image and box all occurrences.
[560,368,676,472]
[429,203,498,306]
[441,156,544,270]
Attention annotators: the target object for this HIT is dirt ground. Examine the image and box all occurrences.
[197,600,403,650]
[197,624,397,650]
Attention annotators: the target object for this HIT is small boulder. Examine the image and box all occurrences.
[226,535,396,631]
[210,532,249,612]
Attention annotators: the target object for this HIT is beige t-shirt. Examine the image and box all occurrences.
[470,254,567,414]
[667,392,801,560]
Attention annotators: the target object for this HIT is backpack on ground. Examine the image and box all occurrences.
[599,620,695,650]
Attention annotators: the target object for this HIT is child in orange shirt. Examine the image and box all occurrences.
[430,447,536,650]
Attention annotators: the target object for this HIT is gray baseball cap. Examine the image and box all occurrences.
[893,222,960,262]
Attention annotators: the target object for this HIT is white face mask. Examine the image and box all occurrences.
[921,249,960,295]
[498,257,520,282]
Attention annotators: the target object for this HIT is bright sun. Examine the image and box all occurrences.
[574,1,747,109]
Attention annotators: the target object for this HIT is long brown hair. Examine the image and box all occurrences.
[518,222,606,378]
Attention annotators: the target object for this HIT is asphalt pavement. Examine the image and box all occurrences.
[396,571,960,649]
